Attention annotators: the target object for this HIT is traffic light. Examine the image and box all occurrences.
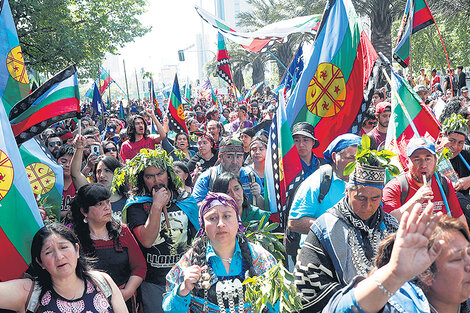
[178,50,185,62]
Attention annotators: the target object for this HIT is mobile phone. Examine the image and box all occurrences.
[91,144,100,155]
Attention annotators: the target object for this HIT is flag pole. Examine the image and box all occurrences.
[108,68,112,110]
[422,0,453,94]
[266,50,295,81]
[135,69,141,103]
[379,53,420,138]
[123,60,131,107]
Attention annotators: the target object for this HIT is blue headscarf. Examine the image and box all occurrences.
[323,134,361,163]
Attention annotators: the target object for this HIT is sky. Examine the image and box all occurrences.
[102,0,219,90]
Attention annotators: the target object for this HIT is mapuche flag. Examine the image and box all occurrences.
[168,74,188,134]
[285,0,378,157]
[9,65,81,145]
[265,92,303,227]
[385,71,440,167]
[0,97,43,281]
[216,32,233,86]
[393,0,435,68]
[85,67,114,98]
[151,80,163,122]
[0,0,29,111]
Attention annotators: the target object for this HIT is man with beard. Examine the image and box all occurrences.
[115,148,199,313]
[367,101,391,150]
[192,136,263,202]
[120,108,166,161]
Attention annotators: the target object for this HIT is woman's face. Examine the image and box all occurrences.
[425,230,470,305]
[83,198,112,226]
[174,166,188,185]
[190,120,199,131]
[250,142,266,164]
[227,179,244,215]
[104,143,118,159]
[176,134,189,150]
[203,205,239,248]
[198,137,211,155]
[240,133,252,150]
[96,161,114,190]
[38,234,79,280]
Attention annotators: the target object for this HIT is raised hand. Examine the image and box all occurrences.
[389,202,443,282]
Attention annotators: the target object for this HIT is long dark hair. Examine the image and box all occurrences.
[211,172,250,214]
[93,156,128,196]
[71,184,121,255]
[173,161,193,187]
[126,115,147,142]
[134,166,180,197]
[27,223,93,290]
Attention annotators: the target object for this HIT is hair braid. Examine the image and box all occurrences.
[237,234,257,277]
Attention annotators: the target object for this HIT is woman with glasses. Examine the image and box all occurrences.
[102,140,120,161]
[163,192,278,313]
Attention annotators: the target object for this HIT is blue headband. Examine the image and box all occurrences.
[323,134,362,163]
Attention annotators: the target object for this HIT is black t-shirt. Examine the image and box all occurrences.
[127,194,196,285]
[451,146,470,196]
[186,151,218,173]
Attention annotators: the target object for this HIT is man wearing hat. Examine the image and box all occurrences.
[292,122,324,179]
[438,114,470,223]
[382,137,467,226]
[288,134,361,236]
[414,84,429,102]
[367,101,391,150]
[461,86,469,103]
[416,68,430,87]
[294,151,399,312]
[192,136,264,203]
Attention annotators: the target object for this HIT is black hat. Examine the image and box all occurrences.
[292,122,319,148]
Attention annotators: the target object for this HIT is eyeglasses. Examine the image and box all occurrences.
[48,141,62,147]
[104,147,117,152]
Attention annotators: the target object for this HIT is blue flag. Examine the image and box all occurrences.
[280,45,304,96]
[91,83,106,115]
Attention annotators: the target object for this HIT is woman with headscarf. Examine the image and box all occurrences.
[162,192,278,312]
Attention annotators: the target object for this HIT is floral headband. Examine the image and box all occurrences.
[197,192,245,237]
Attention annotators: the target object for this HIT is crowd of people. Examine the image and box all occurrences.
[1,76,470,313]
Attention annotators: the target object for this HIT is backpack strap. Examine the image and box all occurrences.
[437,173,450,197]
[398,173,409,206]
[88,271,113,300]
[25,281,42,313]
[318,164,333,204]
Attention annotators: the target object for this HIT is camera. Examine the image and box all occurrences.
[91,144,100,155]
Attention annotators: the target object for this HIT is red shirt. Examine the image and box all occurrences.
[383,173,463,218]
[431,75,441,89]
[120,136,159,161]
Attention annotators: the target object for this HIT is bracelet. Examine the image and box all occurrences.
[374,279,395,298]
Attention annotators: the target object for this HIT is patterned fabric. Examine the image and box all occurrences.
[35,278,114,313]
[294,197,398,313]
[164,242,277,312]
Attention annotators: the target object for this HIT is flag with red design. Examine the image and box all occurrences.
[168,74,188,134]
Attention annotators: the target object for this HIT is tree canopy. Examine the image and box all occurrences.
[10,0,150,78]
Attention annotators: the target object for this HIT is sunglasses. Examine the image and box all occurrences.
[104,147,117,152]
[366,121,377,126]
[48,141,62,147]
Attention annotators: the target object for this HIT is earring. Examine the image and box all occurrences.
[83,217,88,224]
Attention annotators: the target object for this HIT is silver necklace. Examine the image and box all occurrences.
[215,279,244,313]
[90,232,110,241]
[429,303,461,313]
[220,257,233,264]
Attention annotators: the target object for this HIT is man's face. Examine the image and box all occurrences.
[347,185,382,220]
[377,111,391,128]
[47,137,62,154]
[333,146,358,181]
[407,149,437,183]
[445,132,466,159]
[446,90,452,98]
[463,91,469,98]
[294,135,315,160]
[219,152,244,174]
[372,94,382,105]
[58,154,72,176]
[420,69,425,76]
[143,166,168,193]
[134,118,146,136]
[207,121,220,140]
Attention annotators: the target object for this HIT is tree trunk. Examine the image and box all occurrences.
[275,43,295,83]
[370,0,392,63]
[233,68,245,91]
[252,56,265,84]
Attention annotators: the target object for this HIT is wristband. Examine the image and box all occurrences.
[374,279,395,298]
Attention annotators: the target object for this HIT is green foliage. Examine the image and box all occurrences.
[244,216,285,261]
[441,113,468,135]
[244,262,303,312]
[36,195,59,224]
[10,0,150,78]
[111,147,183,194]
[343,135,401,176]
